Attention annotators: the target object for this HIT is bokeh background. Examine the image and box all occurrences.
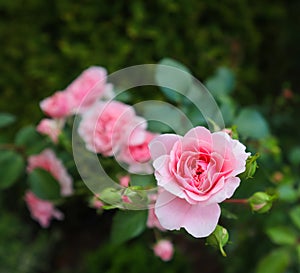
[0,1,300,273]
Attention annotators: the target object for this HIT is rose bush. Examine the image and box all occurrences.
[0,60,272,267]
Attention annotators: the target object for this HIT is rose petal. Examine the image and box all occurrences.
[149,134,182,160]
[207,176,241,204]
[155,191,221,238]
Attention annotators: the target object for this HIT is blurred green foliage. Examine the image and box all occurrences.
[1,0,299,127]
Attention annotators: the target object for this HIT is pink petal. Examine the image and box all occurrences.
[149,134,182,161]
[182,126,212,151]
[207,176,241,204]
[153,156,185,198]
[155,191,221,238]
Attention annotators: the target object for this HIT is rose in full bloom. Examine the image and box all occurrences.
[24,191,64,228]
[36,118,64,143]
[78,101,146,156]
[153,240,174,261]
[149,126,249,238]
[27,149,73,196]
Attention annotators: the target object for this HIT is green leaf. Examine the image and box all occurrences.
[289,206,300,230]
[205,67,235,99]
[111,210,147,245]
[156,58,192,103]
[277,184,298,203]
[220,99,236,126]
[15,125,47,155]
[0,113,16,128]
[135,102,193,135]
[0,150,25,189]
[27,168,61,200]
[256,248,290,273]
[288,146,300,165]
[266,226,297,246]
[234,108,270,139]
[130,174,155,187]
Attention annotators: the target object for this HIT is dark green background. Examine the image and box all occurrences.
[1,0,299,126]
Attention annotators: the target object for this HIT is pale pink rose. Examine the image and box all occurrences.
[36,118,64,143]
[27,149,73,196]
[40,91,73,118]
[117,131,156,174]
[24,191,64,228]
[153,240,174,261]
[149,126,249,238]
[78,101,146,156]
[65,66,108,113]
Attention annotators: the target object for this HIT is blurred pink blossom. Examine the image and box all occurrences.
[65,66,108,113]
[40,91,73,118]
[36,118,64,143]
[117,131,156,174]
[25,191,64,228]
[27,149,73,196]
[78,100,146,156]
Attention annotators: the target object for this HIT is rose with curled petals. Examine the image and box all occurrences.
[149,126,249,238]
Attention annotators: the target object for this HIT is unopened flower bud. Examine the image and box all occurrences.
[248,192,276,213]
[153,240,174,261]
[206,225,229,257]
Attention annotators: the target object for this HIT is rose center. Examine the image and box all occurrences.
[192,160,207,188]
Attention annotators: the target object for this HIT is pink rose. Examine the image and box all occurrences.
[117,131,156,174]
[149,126,249,238]
[65,66,108,112]
[27,149,73,196]
[78,101,146,156]
[24,191,64,228]
[153,240,174,261]
[36,118,64,143]
[40,91,73,118]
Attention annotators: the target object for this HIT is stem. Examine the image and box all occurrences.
[224,198,248,204]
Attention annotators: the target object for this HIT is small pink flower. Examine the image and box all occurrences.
[153,240,174,261]
[78,101,146,156]
[27,149,73,196]
[149,126,249,238]
[40,91,73,118]
[36,118,64,143]
[66,66,108,113]
[25,191,64,228]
